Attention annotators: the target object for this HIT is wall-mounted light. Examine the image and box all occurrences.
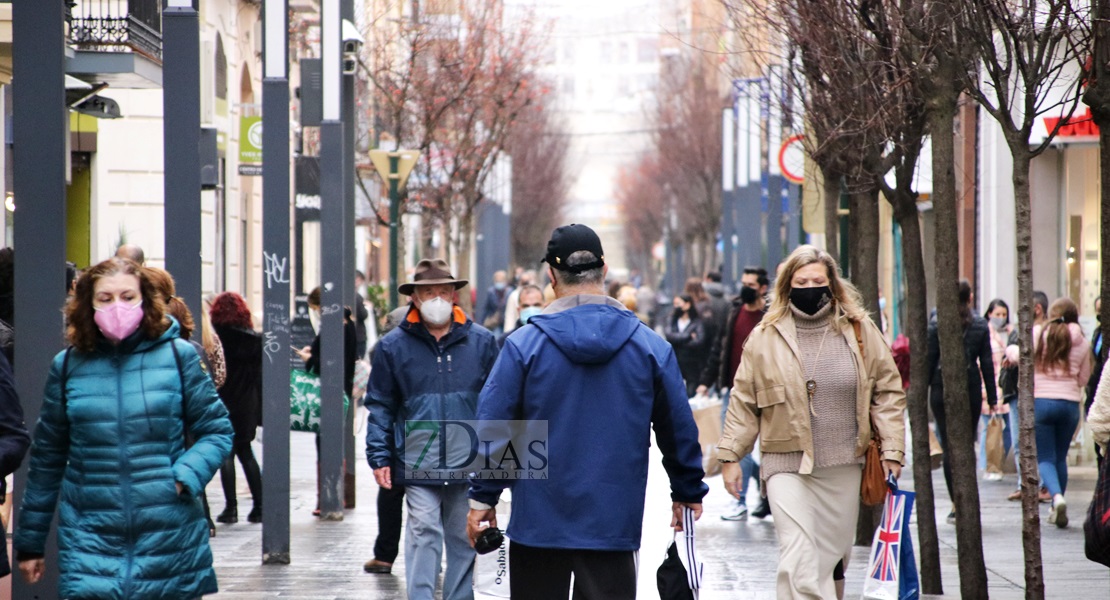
[1067,245,1077,265]
[4,193,14,213]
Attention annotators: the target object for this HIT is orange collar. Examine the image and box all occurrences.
[406,305,468,325]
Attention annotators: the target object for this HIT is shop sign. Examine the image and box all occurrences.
[239,116,263,164]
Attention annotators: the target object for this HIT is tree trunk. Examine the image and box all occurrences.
[893,191,943,594]
[849,185,883,546]
[850,187,881,318]
[454,212,475,318]
[822,167,841,263]
[1010,147,1045,600]
[929,83,989,599]
[1085,0,1110,381]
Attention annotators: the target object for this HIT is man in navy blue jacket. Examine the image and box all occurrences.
[365,258,499,600]
[467,224,708,599]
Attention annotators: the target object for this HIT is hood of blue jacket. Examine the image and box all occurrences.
[530,304,640,365]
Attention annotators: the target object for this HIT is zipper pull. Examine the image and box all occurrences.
[447,354,453,373]
[437,355,443,374]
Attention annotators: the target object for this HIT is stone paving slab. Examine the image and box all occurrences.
[206,432,1110,598]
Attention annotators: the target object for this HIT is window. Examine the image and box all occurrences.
[637,38,658,63]
[562,75,576,96]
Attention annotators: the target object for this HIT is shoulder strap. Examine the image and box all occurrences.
[168,340,190,439]
[852,320,864,359]
[60,346,73,411]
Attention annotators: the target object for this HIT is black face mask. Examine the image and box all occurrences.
[790,286,832,316]
[739,286,759,305]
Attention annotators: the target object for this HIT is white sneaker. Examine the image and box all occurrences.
[721,502,748,521]
[1050,494,1067,528]
[984,472,1003,482]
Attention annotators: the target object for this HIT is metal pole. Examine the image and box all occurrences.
[341,0,357,509]
[388,156,400,310]
[11,1,66,597]
[318,0,345,520]
[261,0,291,565]
[163,0,202,315]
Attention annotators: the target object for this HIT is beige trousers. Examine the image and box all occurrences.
[766,464,863,600]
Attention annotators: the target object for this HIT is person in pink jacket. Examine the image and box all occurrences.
[1006,297,1091,528]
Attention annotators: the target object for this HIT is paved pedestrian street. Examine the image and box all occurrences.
[207,432,1110,598]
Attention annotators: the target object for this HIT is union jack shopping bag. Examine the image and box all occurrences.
[861,479,919,600]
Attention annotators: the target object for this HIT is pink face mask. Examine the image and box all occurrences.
[94,300,144,343]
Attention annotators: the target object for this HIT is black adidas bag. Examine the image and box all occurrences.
[1085,453,1110,567]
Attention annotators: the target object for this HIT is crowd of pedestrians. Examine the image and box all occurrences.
[7,229,1110,599]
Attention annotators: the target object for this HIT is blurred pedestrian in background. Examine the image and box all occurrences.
[928,279,996,524]
[665,293,709,397]
[0,350,29,579]
[1007,297,1090,527]
[210,291,264,525]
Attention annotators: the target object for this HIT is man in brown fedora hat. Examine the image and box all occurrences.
[364,258,499,600]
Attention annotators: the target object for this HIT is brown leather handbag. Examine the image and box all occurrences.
[861,425,886,505]
[853,321,888,506]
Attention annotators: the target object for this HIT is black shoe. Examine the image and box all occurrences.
[247,506,262,523]
[216,507,238,524]
[751,499,772,519]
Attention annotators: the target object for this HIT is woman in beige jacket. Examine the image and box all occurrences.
[717,245,906,600]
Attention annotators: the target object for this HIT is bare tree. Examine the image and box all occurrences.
[365,2,546,280]
[652,57,725,278]
[1086,2,1110,363]
[724,1,949,580]
[957,1,1090,595]
[616,156,668,289]
[506,97,571,269]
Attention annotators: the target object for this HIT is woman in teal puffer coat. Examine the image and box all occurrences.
[14,257,233,599]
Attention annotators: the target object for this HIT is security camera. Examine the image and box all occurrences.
[342,19,362,75]
[342,19,363,50]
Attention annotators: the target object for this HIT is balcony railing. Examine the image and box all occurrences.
[66,0,162,62]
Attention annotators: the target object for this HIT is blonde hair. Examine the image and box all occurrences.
[200,296,219,357]
[763,245,869,328]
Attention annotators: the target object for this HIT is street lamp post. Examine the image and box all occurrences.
[260,0,292,564]
[318,0,346,521]
[163,0,202,316]
[388,155,400,310]
[368,150,419,311]
[11,1,67,596]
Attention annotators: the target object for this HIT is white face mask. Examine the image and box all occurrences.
[419,297,454,326]
[309,308,321,333]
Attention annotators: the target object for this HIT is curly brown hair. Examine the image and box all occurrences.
[66,258,169,352]
[145,267,195,340]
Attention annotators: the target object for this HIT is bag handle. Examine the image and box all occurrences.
[852,320,864,359]
[671,506,701,592]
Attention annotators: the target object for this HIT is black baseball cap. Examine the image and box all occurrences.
[542,224,605,273]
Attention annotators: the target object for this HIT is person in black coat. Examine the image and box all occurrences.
[296,287,357,516]
[927,279,997,521]
[0,350,30,578]
[665,294,710,397]
[209,292,264,524]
